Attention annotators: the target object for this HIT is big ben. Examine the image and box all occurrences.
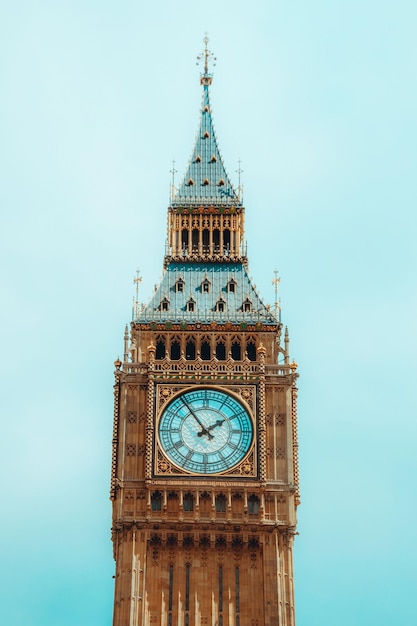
[111,38,300,626]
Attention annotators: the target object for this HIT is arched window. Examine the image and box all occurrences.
[167,491,178,513]
[216,341,226,360]
[151,491,162,511]
[202,228,209,253]
[223,228,231,251]
[186,339,195,360]
[185,563,191,614]
[183,493,194,512]
[231,340,241,361]
[192,228,199,252]
[246,339,256,361]
[216,494,227,513]
[202,279,210,293]
[187,299,195,312]
[232,493,244,516]
[176,279,184,293]
[156,338,166,360]
[160,297,169,311]
[228,279,236,293]
[243,298,252,313]
[181,229,189,252]
[201,339,211,360]
[213,229,220,252]
[170,339,181,360]
[216,298,226,313]
[248,495,259,514]
[199,492,211,516]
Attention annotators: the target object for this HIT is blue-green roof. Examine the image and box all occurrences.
[135,263,277,325]
[172,84,240,207]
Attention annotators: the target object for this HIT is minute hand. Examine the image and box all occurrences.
[181,399,213,439]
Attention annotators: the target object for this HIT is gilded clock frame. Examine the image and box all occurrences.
[153,383,258,478]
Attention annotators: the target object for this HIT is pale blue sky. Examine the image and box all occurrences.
[1,1,416,625]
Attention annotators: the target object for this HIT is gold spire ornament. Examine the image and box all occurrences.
[197,33,216,85]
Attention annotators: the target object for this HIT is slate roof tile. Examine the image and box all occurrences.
[136,263,277,325]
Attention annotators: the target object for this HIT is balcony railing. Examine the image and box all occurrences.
[120,359,293,379]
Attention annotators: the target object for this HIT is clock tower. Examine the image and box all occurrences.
[111,39,299,626]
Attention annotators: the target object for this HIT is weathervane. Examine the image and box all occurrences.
[197,33,216,85]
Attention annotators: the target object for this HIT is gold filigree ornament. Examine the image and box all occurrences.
[158,459,170,473]
[159,387,172,404]
[241,460,253,474]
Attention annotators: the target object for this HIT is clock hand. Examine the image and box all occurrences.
[181,398,213,439]
[181,397,204,428]
[207,419,225,432]
[197,429,213,440]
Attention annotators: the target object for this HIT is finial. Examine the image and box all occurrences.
[272,269,281,321]
[284,326,289,364]
[170,159,177,202]
[236,160,244,202]
[197,33,216,86]
[124,325,129,363]
[133,269,142,319]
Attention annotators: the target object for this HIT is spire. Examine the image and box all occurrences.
[172,37,239,207]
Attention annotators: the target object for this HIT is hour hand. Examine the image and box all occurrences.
[208,419,225,432]
[197,427,213,440]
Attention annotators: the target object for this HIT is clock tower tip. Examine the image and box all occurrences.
[197,33,216,86]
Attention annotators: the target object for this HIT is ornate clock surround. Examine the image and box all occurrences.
[153,382,259,478]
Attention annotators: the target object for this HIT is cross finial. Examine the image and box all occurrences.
[197,33,216,86]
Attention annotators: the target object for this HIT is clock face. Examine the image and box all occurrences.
[158,388,253,474]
